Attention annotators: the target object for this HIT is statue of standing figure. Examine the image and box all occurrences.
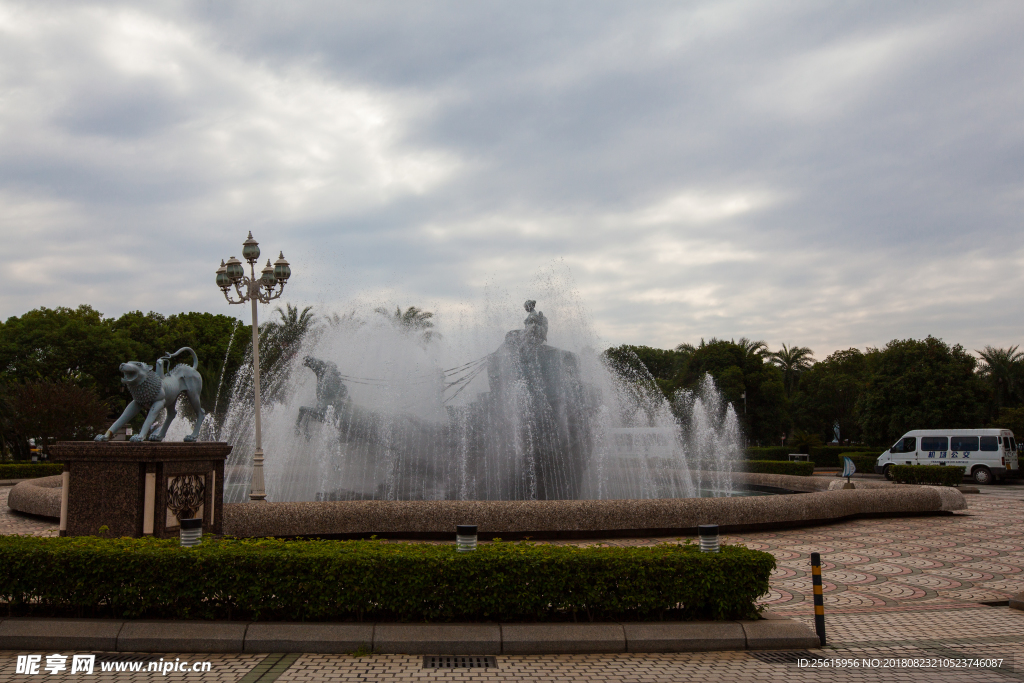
[523,300,548,345]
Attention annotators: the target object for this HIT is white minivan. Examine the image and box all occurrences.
[874,429,1018,484]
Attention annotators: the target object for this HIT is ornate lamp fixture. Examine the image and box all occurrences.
[215,232,293,501]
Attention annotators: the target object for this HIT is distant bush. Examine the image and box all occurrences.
[807,446,882,468]
[744,460,814,476]
[890,465,965,487]
[744,447,792,461]
[0,537,776,622]
[744,446,880,468]
[0,463,63,479]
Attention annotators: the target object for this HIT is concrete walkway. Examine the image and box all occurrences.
[2,482,1023,681]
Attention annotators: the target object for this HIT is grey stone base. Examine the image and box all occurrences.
[0,617,819,654]
[5,475,62,518]
[222,478,966,539]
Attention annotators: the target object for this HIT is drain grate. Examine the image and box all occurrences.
[749,650,830,665]
[423,655,497,669]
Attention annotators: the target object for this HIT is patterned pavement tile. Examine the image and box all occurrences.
[3,479,1024,681]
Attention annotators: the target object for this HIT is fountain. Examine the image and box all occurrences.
[12,284,966,540]
[215,289,743,504]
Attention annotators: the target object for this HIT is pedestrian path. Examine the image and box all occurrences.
[2,482,1022,681]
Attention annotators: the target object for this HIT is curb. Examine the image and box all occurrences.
[0,617,820,654]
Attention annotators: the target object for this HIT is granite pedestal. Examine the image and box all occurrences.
[49,442,231,538]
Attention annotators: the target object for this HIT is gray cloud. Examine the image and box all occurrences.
[0,0,1022,359]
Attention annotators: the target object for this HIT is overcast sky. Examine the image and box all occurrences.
[1,1,1022,358]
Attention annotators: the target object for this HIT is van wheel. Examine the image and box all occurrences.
[972,466,993,485]
[883,465,893,481]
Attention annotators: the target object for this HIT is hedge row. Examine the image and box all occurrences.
[744,460,815,476]
[890,465,965,487]
[0,537,775,622]
[744,446,881,468]
[0,463,63,479]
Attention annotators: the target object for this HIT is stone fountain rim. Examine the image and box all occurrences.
[222,473,967,540]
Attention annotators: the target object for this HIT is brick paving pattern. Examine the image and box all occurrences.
[0,487,57,537]
[2,481,1023,681]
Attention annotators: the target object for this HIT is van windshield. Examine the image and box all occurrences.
[891,437,916,453]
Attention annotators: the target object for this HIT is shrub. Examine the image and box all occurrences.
[890,465,965,487]
[744,447,792,461]
[0,537,775,622]
[744,446,880,468]
[807,446,881,468]
[744,460,814,476]
[0,463,64,479]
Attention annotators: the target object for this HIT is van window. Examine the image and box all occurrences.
[951,436,979,451]
[921,436,947,451]
[980,436,999,451]
[891,437,916,453]
[1012,437,1018,451]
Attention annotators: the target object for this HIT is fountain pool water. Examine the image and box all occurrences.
[213,288,743,503]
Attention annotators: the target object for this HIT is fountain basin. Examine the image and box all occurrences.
[223,474,965,540]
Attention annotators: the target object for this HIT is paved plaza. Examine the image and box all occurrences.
[2,480,1022,681]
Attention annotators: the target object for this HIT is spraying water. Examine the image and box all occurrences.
[219,284,742,502]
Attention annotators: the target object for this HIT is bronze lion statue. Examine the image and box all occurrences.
[95,347,206,442]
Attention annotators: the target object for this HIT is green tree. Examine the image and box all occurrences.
[857,336,988,445]
[3,380,110,456]
[604,345,685,397]
[674,338,788,444]
[790,348,868,444]
[990,406,1024,440]
[259,303,316,372]
[0,306,133,399]
[375,305,438,342]
[769,344,816,396]
[976,345,1024,414]
[108,310,249,414]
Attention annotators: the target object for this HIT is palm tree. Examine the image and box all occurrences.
[736,337,769,360]
[977,345,1024,410]
[770,343,815,396]
[273,304,316,341]
[375,305,438,342]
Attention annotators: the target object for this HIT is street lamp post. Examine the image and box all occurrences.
[215,232,292,501]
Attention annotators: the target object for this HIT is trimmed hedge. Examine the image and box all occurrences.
[0,537,775,622]
[808,446,881,467]
[0,463,63,479]
[744,460,814,476]
[744,447,881,468]
[890,465,965,487]
[744,447,792,460]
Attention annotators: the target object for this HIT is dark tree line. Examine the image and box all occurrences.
[3,302,1021,457]
[605,336,1023,448]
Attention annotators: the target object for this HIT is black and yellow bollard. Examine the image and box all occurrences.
[811,552,826,645]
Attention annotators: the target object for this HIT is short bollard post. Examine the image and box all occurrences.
[811,552,826,645]
[179,518,203,548]
[456,524,478,552]
[698,524,719,553]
